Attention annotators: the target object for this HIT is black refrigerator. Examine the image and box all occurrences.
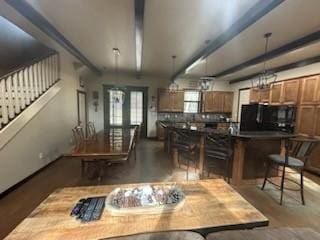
[240,104,263,131]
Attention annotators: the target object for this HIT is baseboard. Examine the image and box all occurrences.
[0,155,63,199]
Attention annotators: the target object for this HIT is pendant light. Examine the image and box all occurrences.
[109,47,125,104]
[251,33,277,89]
[169,55,179,91]
[199,57,215,91]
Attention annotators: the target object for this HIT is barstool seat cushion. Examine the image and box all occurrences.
[269,154,304,168]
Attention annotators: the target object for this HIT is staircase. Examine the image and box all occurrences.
[0,53,60,130]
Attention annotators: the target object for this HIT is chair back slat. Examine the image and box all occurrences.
[72,126,85,149]
[86,122,97,140]
[290,137,319,164]
[205,132,233,161]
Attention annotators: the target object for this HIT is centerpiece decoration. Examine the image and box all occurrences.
[105,184,185,216]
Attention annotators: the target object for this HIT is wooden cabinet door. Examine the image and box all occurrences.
[269,82,283,105]
[259,89,270,103]
[170,91,184,112]
[158,89,171,112]
[202,92,213,112]
[314,106,320,137]
[249,88,260,103]
[282,79,300,104]
[296,105,315,136]
[223,92,234,113]
[300,76,319,104]
[211,92,224,112]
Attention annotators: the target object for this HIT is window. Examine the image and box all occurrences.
[109,90,123,125]
[184,91,200,113]
[130,91,143,125]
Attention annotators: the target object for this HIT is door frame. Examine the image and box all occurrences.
[76,90,87,127]
[237,87,250,122]
[103,85,148,137]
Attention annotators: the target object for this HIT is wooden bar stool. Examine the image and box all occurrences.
[261,137,319,205]
[172,128,198,180]
[204,130,233,183]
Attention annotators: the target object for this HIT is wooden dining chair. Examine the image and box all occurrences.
[204,130,233,183]
[72,126,85,149]
[86,122,97,140]
[261,137,319,205]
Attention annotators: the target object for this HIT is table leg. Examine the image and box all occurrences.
[199,135,205,178]
[173,147,179,167]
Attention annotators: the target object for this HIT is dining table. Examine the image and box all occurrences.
[66,126,137,161]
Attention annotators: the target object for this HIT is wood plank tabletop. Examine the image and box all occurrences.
[4,180,268,240]
[66,127,136,158]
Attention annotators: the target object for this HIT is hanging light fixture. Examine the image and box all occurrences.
[251,32,277,89]
[199,57,215,91]
[169,55,179,91]
[109,47,125,104]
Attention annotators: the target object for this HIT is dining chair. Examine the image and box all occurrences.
[204,130,233,183]
[86,122,97,140]
[261,137,319,205]
[172,128,198,180]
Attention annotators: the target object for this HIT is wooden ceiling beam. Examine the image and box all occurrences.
[134,0,145,79]
[6,0,102,75]
[229,55,320,84]
[213,31,320,78]
[170,0,284,81]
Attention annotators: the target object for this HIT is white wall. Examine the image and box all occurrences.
[0,53,81,193]
[83,72,170,137]
[230,62,320,120]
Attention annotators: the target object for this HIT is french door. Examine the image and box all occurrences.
[104,85,148,137]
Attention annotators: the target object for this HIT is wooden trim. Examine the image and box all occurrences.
[171,0,284,80]
[76,90,87,128]
[6,0,101,75]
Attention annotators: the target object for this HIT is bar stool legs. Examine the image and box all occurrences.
[280,165,286,205]
[300,170,305,205]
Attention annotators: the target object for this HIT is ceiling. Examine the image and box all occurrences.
[3,0,320,82]
[0,15,53,77]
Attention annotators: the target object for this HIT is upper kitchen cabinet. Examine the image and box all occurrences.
[282,79,300,105]
[203,91,233,113]
[300,75,320,105]
[158,89,184,112]
[249,88,269,104]
[314,106,320,137]
[296,105,315,136]
[170,90,184,112]
[249,88,260,103]
[269,82,282,105]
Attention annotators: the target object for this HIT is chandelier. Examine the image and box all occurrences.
[199,57,215,91]
[251,33,277,89]
[109,47,125,104]
[169,55,179,91]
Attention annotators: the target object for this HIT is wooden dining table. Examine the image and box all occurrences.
[66,127,137,160]
[4,179,268,240]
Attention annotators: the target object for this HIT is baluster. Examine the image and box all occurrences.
[13,73,20,114]
[19,70,26,109]
[38,61,43,95]
[48,57,52,86]
[53,54,57,83]
[29,65,35,101]
[24,68,31,105]
[49,56,53,86]
[6,76,15,119]
[45,58,50,89]
[42,59,47,90]
[34,63,39,98]
[0,79,8,124]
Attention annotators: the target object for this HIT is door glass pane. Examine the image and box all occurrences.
[130,91,143,125]
[110,90,123,125]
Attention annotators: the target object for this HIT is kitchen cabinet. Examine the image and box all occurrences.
[170,91,184,112]
[282,79,300,105]
[203,91,233,113]
[158,89,171,112]
[249,88,260,103]
[269,82,282,105]
[300,75,319,105]
[158,89,184,112]
[314,106,320,137]
[259,88,270,103]
[296,105,315,136]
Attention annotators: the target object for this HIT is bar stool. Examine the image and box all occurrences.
[172,128,198,180]
[261,137,319,205]
[204,130,233,183]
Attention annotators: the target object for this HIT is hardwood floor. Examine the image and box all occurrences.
[0,139,319,239]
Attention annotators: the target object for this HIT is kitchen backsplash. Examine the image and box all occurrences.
[157,113,232,122]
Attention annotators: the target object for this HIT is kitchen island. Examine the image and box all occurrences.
[164,124,296,186]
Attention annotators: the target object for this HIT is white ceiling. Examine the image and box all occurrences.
[5,0,320,81]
